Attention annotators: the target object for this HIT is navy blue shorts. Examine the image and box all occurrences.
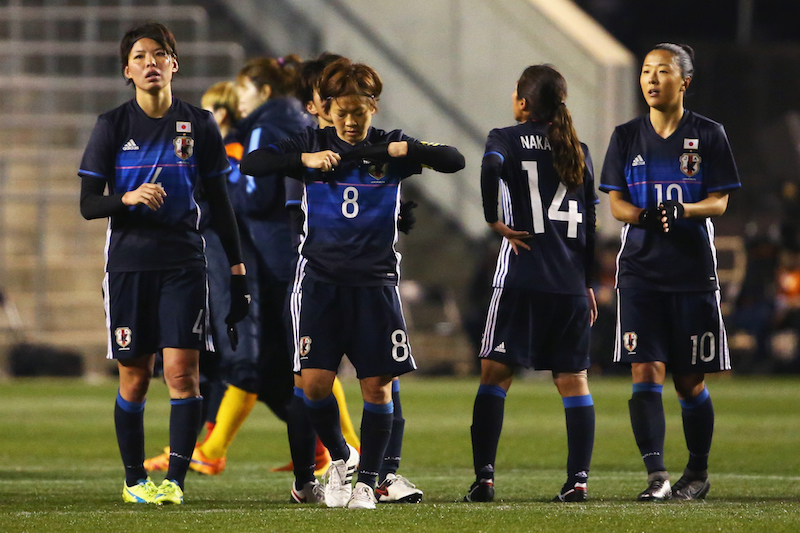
[104,267,210,360]
[479,287,591,372]
[614,288,730,374]
[290,277,417,379]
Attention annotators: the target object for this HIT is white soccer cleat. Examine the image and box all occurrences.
[322,443,359,508]
[347,481,377,509]
[637,471,672,502]
[290,479,324,504]
[376,473,423,503]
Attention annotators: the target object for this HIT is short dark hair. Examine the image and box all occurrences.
[296,52,344,105]
[120,21,178,83]
[318,58,382,113]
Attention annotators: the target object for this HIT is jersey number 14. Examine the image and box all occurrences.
[523,161,582,238]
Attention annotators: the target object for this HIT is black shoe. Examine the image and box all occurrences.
[637,471,672,501]
[463,479,494,502]
[671,469,710,500]
[552,481,587,502]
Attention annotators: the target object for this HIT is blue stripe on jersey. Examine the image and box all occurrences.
[485,151,505,163]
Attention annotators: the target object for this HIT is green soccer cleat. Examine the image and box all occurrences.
[122,477,158,504]
[153,479,184,505]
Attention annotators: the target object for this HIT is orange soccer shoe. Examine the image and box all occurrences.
[143,446,171,472]
[270,437,331,476]
[189,447,227,475]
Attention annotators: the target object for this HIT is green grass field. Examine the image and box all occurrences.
[1,375,799,532]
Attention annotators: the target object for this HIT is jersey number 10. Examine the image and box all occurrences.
[523,161,582,239]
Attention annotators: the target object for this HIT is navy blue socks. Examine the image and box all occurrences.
[115,391,147,486]
[288,387,317,486]
[357,401,394,488]
[470,384,507,482]
[379,380,404,483]
[629,383,667,474]
[167,396,203,489]
[304,393,348,461]
[563,394,595,485]
[680,387,714,474]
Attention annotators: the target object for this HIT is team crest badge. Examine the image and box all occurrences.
[680,153,701,177]
[299,336,312,357]
[368,163,388,180]
[623,331,638,353]
[173,135,194,160]
[115,327,132,349]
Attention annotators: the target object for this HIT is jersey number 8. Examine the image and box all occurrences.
[523,161,582,239]
[342,186,360,219]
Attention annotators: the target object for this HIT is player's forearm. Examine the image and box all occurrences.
[240,149,303,178]
[682,192,729,218]
[608,190,643,225]
[480,154,502,224]
[205,175,244,267]
[79,176,125,219]
[406,141,465,173]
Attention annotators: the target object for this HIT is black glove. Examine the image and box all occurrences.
[225,274,251,351]
[638,207,664,232]
[659,200,685,233]
[397,200,418,234]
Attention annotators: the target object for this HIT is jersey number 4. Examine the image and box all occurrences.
[522,161,582,239]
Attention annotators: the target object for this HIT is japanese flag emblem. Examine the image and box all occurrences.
[176,121,192,133]
[299,336,312,357]
[115,327,132,349]
[623,331,638,353]
[683,138,699,150]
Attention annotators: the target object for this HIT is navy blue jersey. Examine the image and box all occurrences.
[600,111,740,291]
[79,98,230,272]
[269,126,423,286]
[485,121,597,295]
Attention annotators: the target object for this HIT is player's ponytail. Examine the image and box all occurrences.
[517,65,585,190]
[236,54,303,99]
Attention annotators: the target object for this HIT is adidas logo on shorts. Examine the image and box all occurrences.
[493,342,506,353]
[122,139,139,151]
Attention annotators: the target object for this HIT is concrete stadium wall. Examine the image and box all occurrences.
[223,0,636,237]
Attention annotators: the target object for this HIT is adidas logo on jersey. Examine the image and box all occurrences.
[122,139,139,151]
[493,342,506,353]
[631,154,645,166]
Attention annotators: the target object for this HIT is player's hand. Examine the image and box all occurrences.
[586,287,598,326]
[637,207,663,232]
[122,183,166,211]
[225,274,251,351]
[658,200,685,233]
[387,141,409,158]
[301,150,341,172]
[489,220,531,255]
[398,200,418,234]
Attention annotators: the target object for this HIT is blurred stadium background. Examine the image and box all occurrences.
[0,0,799,379]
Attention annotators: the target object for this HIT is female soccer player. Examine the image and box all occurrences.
[463,65,598,503]
[78,22,249,505]
[600,43,740,501]
[291,52,422,504]
[188,56,322,486]
[240,58,464,509]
